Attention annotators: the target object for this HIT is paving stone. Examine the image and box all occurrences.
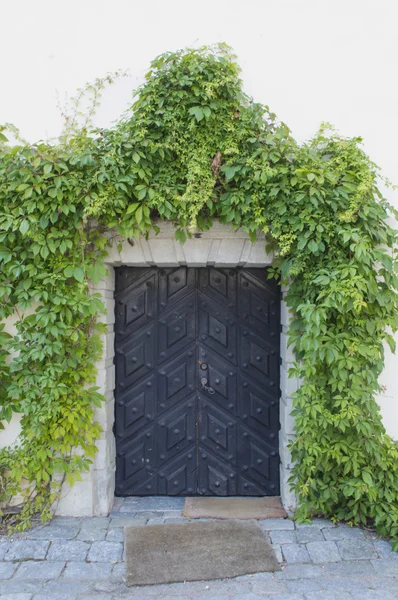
[105,529,125,542]
[0,562,19,579]
[39,580,91,596]
[295,519,335,529]
[5,541,50,561]
[286,579,322,593]
[323,526,365,541]
[269,530,297,544]
[146,518,165,526]
[62,561,113,580]
[119,497,185,511]
[31,594,76,600]
[46,540,90,561]
[0,583,42,596]
[87,541,123,563]
[295,528,324,543]
[325,560,375,577]
[305,592,353,600]
[259,519,295,531]
[0,542,10,560]
[364,577,398,589]
[320,577,370,592]
[251,578,289,594]
[278,564,325,579]
[76,527,106,542]
[14,561,65,580]
[337,540,377,560]
[118,509,164,519]
[370,560,398,576]
[372,540,398,560]
[0,594,33,600]
[77,595,114,600]
[163,517,187,523]
[109,518,147,528]
[111,562,126,582]
[80,518,110,529]
[272,544,283,563]
[307,542,341,563]
[28,522,80,540]
[351,591,396,600]
[281,543,311,564]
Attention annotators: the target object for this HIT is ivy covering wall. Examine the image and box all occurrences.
[0,45,397,543]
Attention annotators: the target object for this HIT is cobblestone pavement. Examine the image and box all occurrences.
[1,497,398,599]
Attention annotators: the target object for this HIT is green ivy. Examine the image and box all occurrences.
[1,44,397,543]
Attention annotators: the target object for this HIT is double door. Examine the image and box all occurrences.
[114,266,280,496]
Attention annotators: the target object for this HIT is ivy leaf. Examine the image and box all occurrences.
[362,472,373,486]
[135,206,143,224]
[73,266,84,282]
[126,203,139,215]
[189,106,204,122]
[19,220,29,235]
[308,240,318,253]
[64,265,74,278]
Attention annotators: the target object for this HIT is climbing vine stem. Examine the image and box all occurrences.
[0,44,397,544]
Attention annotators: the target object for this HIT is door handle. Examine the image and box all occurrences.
[200,376,215,395]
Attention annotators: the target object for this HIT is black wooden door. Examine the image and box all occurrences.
[114,267,280,496]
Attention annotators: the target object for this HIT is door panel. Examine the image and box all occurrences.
[115,266,280,496]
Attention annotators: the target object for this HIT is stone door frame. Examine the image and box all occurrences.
[55,222,298,517]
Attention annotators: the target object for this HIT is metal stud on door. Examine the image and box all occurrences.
[115,266,280,496]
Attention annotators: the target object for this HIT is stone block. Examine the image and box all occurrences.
[0,593,33,600]
[369,559,398,576]
[279,400,296,437]
[323,526,364,541]
[259,518,295,531]
[325,560,375,577]
[118,239,148,266]
[351,591,396,600]
[295,518,335,529]
[121,496,185,511]
[281,543,311,563]
[106,528,125,542]
[373,539,398,560]
[295,528,325,543]
[269,530,297,544]
[279,465,298,513]
[214,238,245,266]
[280,363,301,399]
[94,469,115,517]
[180,238,212,267]
[286,579,322,593]
[55,478,94,518]
[280,331,295,364]
[305,592,353,600]
[87,541,123,562]
[94,435,115,471]
[0,562,18,579]
[337,540,377,560]
[4,540,50,561]
[14,561,65,580]
[0,542,10,560]
[278,564,325,579]
[62,561,113,580]
[109,517,147,528]
[147,238,178,266]
[46,540,90,561]
[306,541,341,563]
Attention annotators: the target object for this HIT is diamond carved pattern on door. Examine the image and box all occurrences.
[115,266,280,496]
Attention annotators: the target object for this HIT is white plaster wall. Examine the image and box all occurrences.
[0,0,397,440]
